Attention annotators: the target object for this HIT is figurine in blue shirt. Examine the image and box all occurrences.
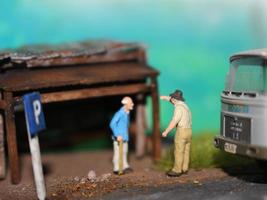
[110,96,134,174]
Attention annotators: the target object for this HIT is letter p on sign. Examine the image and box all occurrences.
[33,100,41,125]
[23,92,46,137]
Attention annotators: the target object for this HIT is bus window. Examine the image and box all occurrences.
[226,57,267,93]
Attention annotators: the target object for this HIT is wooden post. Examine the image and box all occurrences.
[4,92,20,184]
[151,77,161,161]
[0,91,6,179]
[135,94,146,158]
[138,48,147,64]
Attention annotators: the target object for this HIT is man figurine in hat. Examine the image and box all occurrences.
[161,90,192,177]
[110,96,134,175]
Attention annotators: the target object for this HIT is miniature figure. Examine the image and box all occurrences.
[161,90,192,177]
[110,96,134,175]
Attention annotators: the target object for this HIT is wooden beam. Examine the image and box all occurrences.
[4,92,20,184]
[135,95,147,158]
[0,91,6,179]
[151,77,161,161]
[2,62,158,92]
[40,83,150,104]
[27,49,142,68]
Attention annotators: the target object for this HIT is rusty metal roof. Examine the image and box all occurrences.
[0,40,144,70]
[230,48,267,62]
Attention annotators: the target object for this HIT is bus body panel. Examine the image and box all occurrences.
[215,52,267,160]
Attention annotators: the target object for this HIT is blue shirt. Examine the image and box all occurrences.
[109,107,130,142]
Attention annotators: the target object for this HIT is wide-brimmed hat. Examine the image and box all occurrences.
[169,90,185,101]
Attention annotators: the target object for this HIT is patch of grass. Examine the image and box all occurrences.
[157,133,255,170]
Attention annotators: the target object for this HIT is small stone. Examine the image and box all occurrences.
[80,178,87,184]
[74,176,80,182]
[91,183,97,188]
[87,170,97,182]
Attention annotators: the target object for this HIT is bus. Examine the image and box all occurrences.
[214,49,267,161]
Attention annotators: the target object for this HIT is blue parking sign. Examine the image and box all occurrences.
[23,92,46,137]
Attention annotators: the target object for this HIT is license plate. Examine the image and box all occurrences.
[224,116,251,143]
[224,142,237,154]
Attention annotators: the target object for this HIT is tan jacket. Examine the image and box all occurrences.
[172,100,192,128]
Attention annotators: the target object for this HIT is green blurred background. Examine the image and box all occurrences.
[1,0,267,135]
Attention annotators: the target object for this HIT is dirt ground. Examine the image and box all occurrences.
[0,151,228,200]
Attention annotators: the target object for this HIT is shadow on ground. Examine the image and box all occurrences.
[220,162,267,184]
[212,147,267,184]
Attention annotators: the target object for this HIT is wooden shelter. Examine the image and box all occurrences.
[0,40,160,184]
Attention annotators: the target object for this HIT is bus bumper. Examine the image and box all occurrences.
[214,136,267,160]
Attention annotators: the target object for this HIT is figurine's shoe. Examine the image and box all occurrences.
[166,170,182,177]
[113,171,124,175]
[182,170,188,175]
[124,167,133,174]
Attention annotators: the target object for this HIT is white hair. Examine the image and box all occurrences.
[121,96,131,105]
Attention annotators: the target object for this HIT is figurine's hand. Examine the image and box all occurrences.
[117,136,123,142]
[160,96,170,101]
[162,131,168,138]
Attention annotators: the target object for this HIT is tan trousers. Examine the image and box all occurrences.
[172,128,192,173]
[113,141,130,171]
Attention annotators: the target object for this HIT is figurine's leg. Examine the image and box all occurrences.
[4,92,20,184]
[112,141,119,172]
[172,129,185,173]
[182,141,191,173]
[123,142,130,169]
[182,129,192,172]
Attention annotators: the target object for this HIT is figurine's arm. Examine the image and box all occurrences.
[160,95,171,101]
[162,107,182,137]
[162,119,177,137]
[110,112,123,141]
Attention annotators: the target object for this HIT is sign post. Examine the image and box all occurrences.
[23,92,46,200]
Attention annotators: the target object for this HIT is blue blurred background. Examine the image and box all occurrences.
[1,0,267,134]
